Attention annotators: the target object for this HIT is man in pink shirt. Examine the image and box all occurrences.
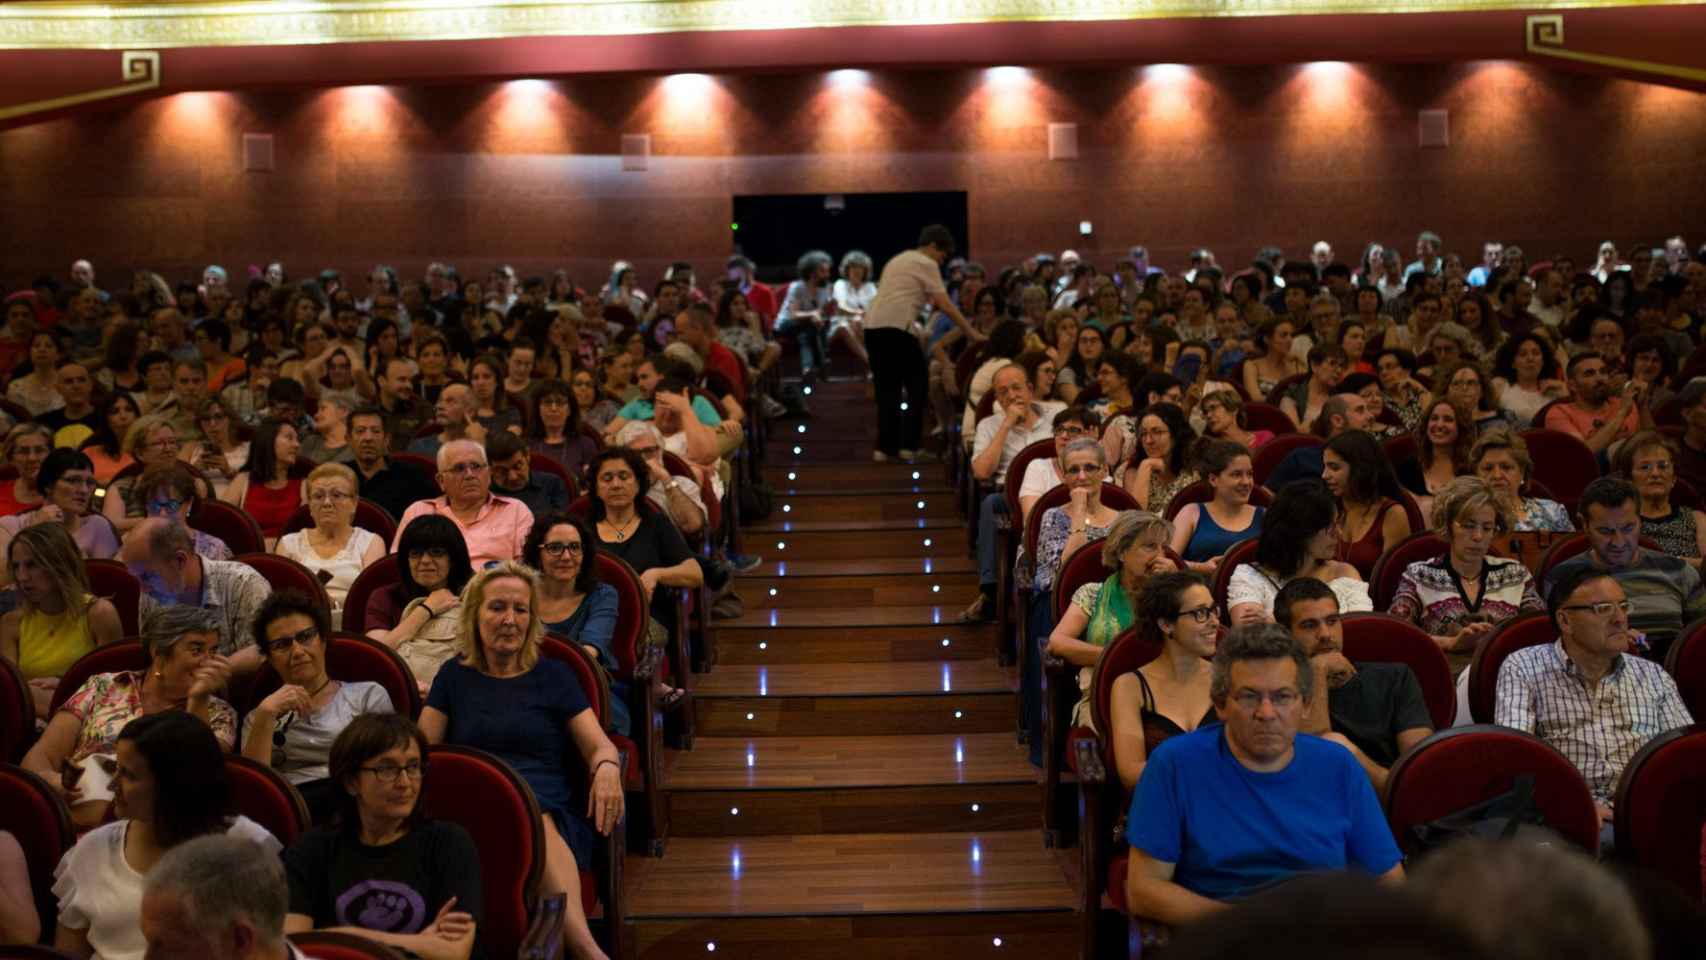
[392,439,534,569]
[1544,353,1649,456]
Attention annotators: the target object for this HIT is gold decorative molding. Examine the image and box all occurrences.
[1525,13,1706,84]
[0,49,159,120]
[0,0,1696,50]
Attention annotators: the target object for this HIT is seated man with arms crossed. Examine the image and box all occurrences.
[1273,578,1434,795]
[1125,623,1403,925]
[1497,566,1693,848]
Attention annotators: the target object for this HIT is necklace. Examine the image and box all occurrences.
[604,515,638,541]
[305,676,335,699]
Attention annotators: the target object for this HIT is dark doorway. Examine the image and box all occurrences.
[730,191,970,285]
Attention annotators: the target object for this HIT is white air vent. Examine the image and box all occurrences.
[1418,110,1449,149]
[621,134,651,172]
[242,133,274,172]
[1047,122,1078,161]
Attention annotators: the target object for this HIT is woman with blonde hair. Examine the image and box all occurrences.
[830,249,876,369]
[274,462,385,622]
[419,561,624,960]
[0,523,123,718]
[105,414,210,533]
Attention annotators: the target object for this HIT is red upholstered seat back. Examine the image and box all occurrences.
[1466,613,1554,724]
[389,453,440,492]
[541,636,611,729]
[1614,725,1706,900]
[420,745,544,958]
[49,642,148,717]
[1251,434,1322,489]
[281,497,399,544]
[1002,439,1056,517]
[1381,434,1418,466]
[1518,428,1599,506]
[248,633,423,720]
[189,499,267,556]
[290,931,411,959]
[341,555,400,633]
[237,553,333,614]
[1385,725,1602,856]
[1368,533,1447,610]
[1667,618,1706,719]
[1088,627,1163,772]
[954,342,989,398]
[84,559,141,637]
[591,554,648,678]
[224,755,310,846]
[530,454,579,500]
[1241,402,1297,437]
[1340,613,1455,729]
[1211,537,1262,619]
[0,659,32,763]
[0,763,75,942]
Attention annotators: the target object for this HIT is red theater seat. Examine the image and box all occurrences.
[237,553,333,614]
[188,498,267,556]
[1466,613,1554,725]
[289,932,409,959]
[341,555,400,634]
[0,763,75,945]
[84,560,141,638]
[1368,532,1447,610]
[0,659,32,762]
[49,642,148,717]
[225,754,310,847]
[1340,613,1455,729]
[1614,724,1706,901]
[1665,617,1706,719]
[1251,434,1322,489]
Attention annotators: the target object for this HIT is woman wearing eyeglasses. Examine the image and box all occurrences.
[527,379,599,482]
[284,713,481,960]
[368,516,475,694]
[1106,572,1219,792]
[275,463,385,623]
[0,449,121,581]
[177,397,250,500]
[105,415,212,534]
[242,592,394,824]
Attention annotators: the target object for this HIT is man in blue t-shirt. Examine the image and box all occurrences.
[1124,624,1403,924]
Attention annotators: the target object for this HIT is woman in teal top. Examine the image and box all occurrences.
[1169,440,1264,574]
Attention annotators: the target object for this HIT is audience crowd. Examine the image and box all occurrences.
[1,228,1704,957]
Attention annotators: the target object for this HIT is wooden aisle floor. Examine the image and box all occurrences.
[621,378,1081,959]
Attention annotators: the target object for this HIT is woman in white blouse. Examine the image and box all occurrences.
[831,249,877,370]
[273,463,384,623]
[1227,479,1371,625]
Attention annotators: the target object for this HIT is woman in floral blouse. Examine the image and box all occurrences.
[1470,429,1573,533]
[20,605,236,830]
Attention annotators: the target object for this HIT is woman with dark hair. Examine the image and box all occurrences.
[1323,430,1412,577]
[52,711,279,960]
[1490,331,1567,428]
[0,449,120,571]
[1085,279,1129,332]
[775,249,835,380]
[7,330,68,415]
[1454,290,1502,358]
[368,515,476,692]
[364,316,401,377]
[528,379,598,481]
[1242,315,1303,402]
[1105,571,1218,791]
[83,391,140,484]
[221,417,305,545]
[1092,350,1143,420]
[284,714,482,960]
[178,396,250,499]
[1227,479,1370,624]
[1601,270,1636,320]
[1,523,123,718]
[1169,440,1262,573]
[1627,332,1679,412]
[100,322,146,394]
[468,353,524,437]
[715,287,781,379]
[1337,319,1373,376]
[1375,347,1427,431]
[1431,360,1512,434]
[1120,403,1199,515]
[1396,396,1475,511]
[586,447,703,638]
[243,591,395,822]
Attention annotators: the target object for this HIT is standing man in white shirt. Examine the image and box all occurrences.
[864,225,985,463]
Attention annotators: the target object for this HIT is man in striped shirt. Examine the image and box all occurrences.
[1496,567,1694,849]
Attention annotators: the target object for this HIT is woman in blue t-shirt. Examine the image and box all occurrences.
[419,561,623,960]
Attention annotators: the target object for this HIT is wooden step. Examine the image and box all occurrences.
[754,526,967,559]
[716,624,994,664]
[764,463,951,491]
[626,910,1078,960]
[750,557,976,579]
[667,783,1039,837]
[694,691,1010,737]
[740,574,979,609]
[724,605,982,630]
[762,493,960,523]
[749,516,960,534]
[664,733,1034,790]
[693,661,1011,698]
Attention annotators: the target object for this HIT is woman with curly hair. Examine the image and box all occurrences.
[830,249,876,369]
[1395,396,1475,508]
[1120,403,1199,515]
[775,249,835,380]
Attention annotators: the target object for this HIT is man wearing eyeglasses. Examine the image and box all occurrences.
[392,439,533,569]
[1124,624,1402,927]
[1497,567,1693,846]
[1541,476,1706,663]
[1274,578,1433,796]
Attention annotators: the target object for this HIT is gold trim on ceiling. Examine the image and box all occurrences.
[0,0,1695,50]
[1526,12,1706,83]
[0,50,159,120]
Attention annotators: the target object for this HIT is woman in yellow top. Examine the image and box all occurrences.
[0,523,123,718]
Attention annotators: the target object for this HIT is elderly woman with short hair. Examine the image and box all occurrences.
[22,605,235,830]
[1616,429,1706,571]
[274,462,385,622]
[1390,476,1543,655]
[419,561,623,960]
[829,249,875,369]
[1046,511,1177,727]
[1470,429,1572,532]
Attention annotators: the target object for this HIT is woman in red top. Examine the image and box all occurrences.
[0,424,50,517]
[220,418,304,547]
[1321,429,1412,579]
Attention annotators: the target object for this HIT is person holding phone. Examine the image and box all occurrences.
[1542,353,1651,456]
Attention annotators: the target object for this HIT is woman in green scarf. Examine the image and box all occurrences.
[1047,510,1176,729]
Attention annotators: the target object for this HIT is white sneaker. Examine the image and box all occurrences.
[872,450,891,463]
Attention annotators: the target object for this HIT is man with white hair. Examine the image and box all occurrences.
[142,834,307,960]
[617,420,706,538]
[393,438,533,569]
[1310,241,1333,278]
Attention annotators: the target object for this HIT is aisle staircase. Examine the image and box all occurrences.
[622,380,1080,958]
